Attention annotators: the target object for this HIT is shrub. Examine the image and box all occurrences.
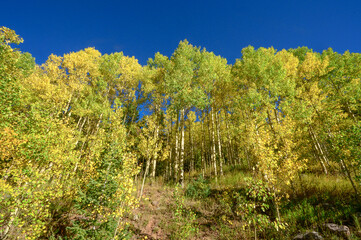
[185,175,210,199]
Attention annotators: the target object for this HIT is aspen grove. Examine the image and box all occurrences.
[1,27,361,239]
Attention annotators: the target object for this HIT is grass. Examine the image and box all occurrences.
[130,165,361,239]
[291,173,356,198]
[209,165,252,189]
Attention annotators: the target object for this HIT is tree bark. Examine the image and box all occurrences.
[151,125,159,180]
[180,108,185,188]
[200,116,206,176]
[189,119,195,173]
[174,110,180,182]
[211,108,218,182]
[216,111,223,176]
[224,111,233,166]
[308,126,328,175]
[139,157,151,201]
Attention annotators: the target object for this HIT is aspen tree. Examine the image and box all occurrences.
[163,40,207,186]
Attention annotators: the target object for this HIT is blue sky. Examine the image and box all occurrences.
[2,0,361,65]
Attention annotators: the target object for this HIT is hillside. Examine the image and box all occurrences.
[1,27,361,239]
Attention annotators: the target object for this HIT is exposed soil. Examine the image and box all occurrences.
[127,183,245,240]
[129,184,175,239]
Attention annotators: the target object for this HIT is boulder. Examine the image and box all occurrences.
[293,231,323,240]
[324,223,350,238]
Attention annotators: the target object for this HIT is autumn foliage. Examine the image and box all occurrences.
[1,27,361,239]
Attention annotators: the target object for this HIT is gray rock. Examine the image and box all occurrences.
[324,223,350,237]
[293,231,323,240]
[132,214,139,221]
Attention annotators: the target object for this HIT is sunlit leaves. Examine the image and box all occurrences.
[0,28,140,239]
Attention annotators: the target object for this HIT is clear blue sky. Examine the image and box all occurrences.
[2,0,360,65]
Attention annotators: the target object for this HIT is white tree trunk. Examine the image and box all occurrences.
[151,126,159,180]
[211,109,218,182]
[174,110,180,182]
[180,108,185,188]
[216,111,223,176]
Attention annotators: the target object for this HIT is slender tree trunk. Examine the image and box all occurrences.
[139,157,151,201]
[201,117,206,176]
[340,158,358,196]
[167,117,172,181]
[174,110,180,182]
[211,108,218,182]
[169,159,173,181]
[207,113,213,174]
[75,116,88,146]
[180,108,185,188]
[345,101,357,121]
[274,109,280,124]
[3,207,19,240]
[76,116,83,129]
[62,94,73,118]
[189,120,195,173]
[224,111,233,166]
[216,111,223,176]
[151,125,159,181]
[73,117,91,174]
[267,111,275,133]
[94,113,103,135]
[308,126,328,174]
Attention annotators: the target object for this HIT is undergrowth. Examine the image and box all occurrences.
[131,166,361,239]
[170,185,199,239]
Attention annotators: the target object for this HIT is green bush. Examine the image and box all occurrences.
[185,175,211,199]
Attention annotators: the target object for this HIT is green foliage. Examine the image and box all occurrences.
[332,122,361,180]
[2,26,361,239]
[65,217,132,240]
[16,52,35,77]
[283,200,320,228]
[0,28,139,240]
[185,175,211,199]
[0,27,23,125]
[238,178,287,234]
[171,185,198,240]
[238,178,271,230]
